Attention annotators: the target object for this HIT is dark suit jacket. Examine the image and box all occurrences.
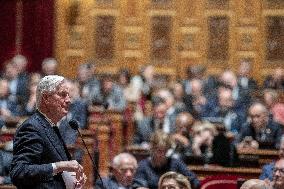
[95,175,133,189]
[237,120,282,149]
[10,111,70,189]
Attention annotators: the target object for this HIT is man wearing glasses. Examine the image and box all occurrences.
[273,158,284,189]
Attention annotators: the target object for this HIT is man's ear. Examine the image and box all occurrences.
[41,93,49,104]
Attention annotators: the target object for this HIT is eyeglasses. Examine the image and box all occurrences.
[273,168,284,175]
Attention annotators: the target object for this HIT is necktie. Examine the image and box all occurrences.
[53,126,72,160]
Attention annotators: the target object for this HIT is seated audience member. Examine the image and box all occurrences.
[237,61,258,91]
[264,67,284,90]
[78,63,100,102]
[260,137,284,181]
[158,171,191,189]
[171,82,188,112]
[191,122,216,164]
[156,88,183,134]
[95,153,137,189]
[171,112,195,161]
[264,89,284,126]
[0,78,22,128]
[190,79,207,119]
[90,75,126,111]
[271,158,284,189]
[237,102,282,149]
[41,58,58,76]
[201,86,245,135]
[182,65,217,99]
[133,97,167,146]
[11,55,30,104]
[219,70,251,112]
[0,141,13,185]
[3,61,26,104]
[23,73,41,116]
[240,179,270,189]
[131,65,155,101]
[132,130,200,189]
[118,69,131,90]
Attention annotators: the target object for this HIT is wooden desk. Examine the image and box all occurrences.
[237,148,278,166]
[189,165,262,180]
[0,185,16,189]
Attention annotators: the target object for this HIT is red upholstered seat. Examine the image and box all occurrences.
[201,175,243,189]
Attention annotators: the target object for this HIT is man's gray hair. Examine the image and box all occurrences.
[112,153,137,169]
[36,75,65,108]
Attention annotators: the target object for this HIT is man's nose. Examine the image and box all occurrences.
[125,169,132,177]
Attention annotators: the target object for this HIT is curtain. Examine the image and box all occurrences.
[0,0,54,72]
[0,0,16,71]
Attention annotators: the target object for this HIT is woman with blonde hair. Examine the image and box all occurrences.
[158,171,191,189]
[240,179,270,189]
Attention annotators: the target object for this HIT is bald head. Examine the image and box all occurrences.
[249,103,269,129]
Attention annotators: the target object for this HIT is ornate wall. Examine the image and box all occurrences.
[55,0,284,83]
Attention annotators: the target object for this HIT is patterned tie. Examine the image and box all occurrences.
[53,126,72,160]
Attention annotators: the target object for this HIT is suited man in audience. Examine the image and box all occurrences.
[219,70,251,113]
[133,96,167,146]
[237,61,258,92]
[272,158,284,189]
[95,153,138,189]
[156,88,183,134]
[201,86,245,135]
[41,58,58,76]
[237,102,282,149]
[260,137,284,181]
[12,55,30,104]
[10,75,86,189]
[0,78,22,128]
[90,74,126,111]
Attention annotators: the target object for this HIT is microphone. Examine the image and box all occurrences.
[68,119,106,189]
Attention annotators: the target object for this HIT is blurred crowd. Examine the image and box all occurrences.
[1,54,284,188]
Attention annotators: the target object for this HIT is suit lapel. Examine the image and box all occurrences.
[36,112,68,160]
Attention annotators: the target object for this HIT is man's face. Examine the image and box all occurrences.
[249,106,268,129]
[273,159,284,189]
[0,80,9,98]
[218,89,233,111]
[150,146,168,167]
[44,81,71,122]
[113,159,137,187]
[154,103,167,120]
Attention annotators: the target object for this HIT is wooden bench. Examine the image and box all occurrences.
[188,165,262,180]
[237,148,278,167]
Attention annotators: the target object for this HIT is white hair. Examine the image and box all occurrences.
[36,75,65,108]
[112,153,137,169]
[12,54,27,65]
[42,58,58,67]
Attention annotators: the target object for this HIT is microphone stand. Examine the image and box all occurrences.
[76,128,106,189]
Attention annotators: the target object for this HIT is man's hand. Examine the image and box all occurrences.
[55,160,83,174]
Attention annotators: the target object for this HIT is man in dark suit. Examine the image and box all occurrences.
[237,102,282,149]
[10,75,87,189]
[133,96,167,145]
[95,153,138,189]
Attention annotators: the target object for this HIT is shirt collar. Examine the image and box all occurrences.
[37,109,57,127]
